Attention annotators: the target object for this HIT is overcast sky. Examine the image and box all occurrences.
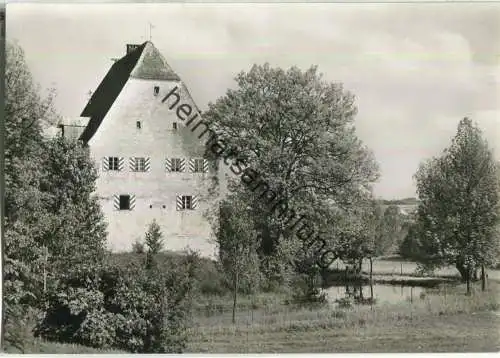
[7,3,500,199]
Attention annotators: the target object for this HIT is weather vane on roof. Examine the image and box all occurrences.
[148,22,155,42]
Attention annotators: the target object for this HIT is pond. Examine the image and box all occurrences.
[324,284,427,306]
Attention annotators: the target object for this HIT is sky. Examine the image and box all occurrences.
[6,2,500,200]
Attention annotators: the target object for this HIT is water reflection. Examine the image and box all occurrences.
[325,284,426,306]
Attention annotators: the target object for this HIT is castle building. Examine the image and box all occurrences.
[59,42,218,257]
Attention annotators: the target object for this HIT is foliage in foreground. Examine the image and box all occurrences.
[34,249,198,353]
[3,41,110,352]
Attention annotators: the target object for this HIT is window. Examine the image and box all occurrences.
[134,157,146,172]
[154,86,160,96]
[108,157,119,171]
[193,158,205,173]
[136,121,141,129]
[171,158,183,172]
[181,195,193,210]
[173,122,178,130]
[104,157,123,171]
[119,195,130,210]
[130,157,149,172]
[166,158,185,172]
[114,194,135,210]
[189,158,207,173]
[176,195,197,210]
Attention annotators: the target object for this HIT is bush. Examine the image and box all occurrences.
[196,261,229,296]
[34,264,107,345]
[289,272,327,307]
[131,239,145,254]
[288,257,327,307]
[74,309,116,348]
[35,252,198,353]
[3,304,41,353]
[110,250,232,297]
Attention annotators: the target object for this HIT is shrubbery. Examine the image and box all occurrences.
[35,248,198,353]
[289,260,327,307]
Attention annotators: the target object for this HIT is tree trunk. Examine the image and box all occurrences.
[369,257,374,300]
[344,266,348,290]
[320,267,327,289]
[232,270,239,324]
[456,261,468,282]
[369,257,373,283]
[481,264,486,291]
[472,266,479,281]
[43,246,48,294]
[465,265,471,295]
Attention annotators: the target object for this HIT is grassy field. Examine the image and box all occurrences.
[5,259,499,353]
[3,339,127,354]
[187,312,500,353]
[335,258,460,277]
[187,278,500,353]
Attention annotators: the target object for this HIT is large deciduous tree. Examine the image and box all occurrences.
[413,117,500,294]
[202,64,379,280]
[4,42,109,350]
[4,41,60,310]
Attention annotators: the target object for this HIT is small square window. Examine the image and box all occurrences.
[134,157,146,172]
[136,121,141,129]
[171,158,182,172]
[176,195,196,211]
[154,86,160,96]
[119,195,130,210]
[193,158,205,173]
[173,122,178,130]
[182,195,193,210]
[108,157,119,171]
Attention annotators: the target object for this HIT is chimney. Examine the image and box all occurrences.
[126,44,141,55]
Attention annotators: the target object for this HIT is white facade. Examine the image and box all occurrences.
[68,42,218,257]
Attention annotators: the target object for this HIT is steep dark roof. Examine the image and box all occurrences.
[131,43,180,81]
[79,42,147,143]
[79,42,184,143]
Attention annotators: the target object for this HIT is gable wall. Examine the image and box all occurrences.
[88,77,218,257]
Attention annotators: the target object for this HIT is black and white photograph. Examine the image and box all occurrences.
[2,1,500,353]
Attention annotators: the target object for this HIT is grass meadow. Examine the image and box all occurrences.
[6,259,500,353]
[186,279,500,353]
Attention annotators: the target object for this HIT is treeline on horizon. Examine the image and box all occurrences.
[379,197,419,206]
